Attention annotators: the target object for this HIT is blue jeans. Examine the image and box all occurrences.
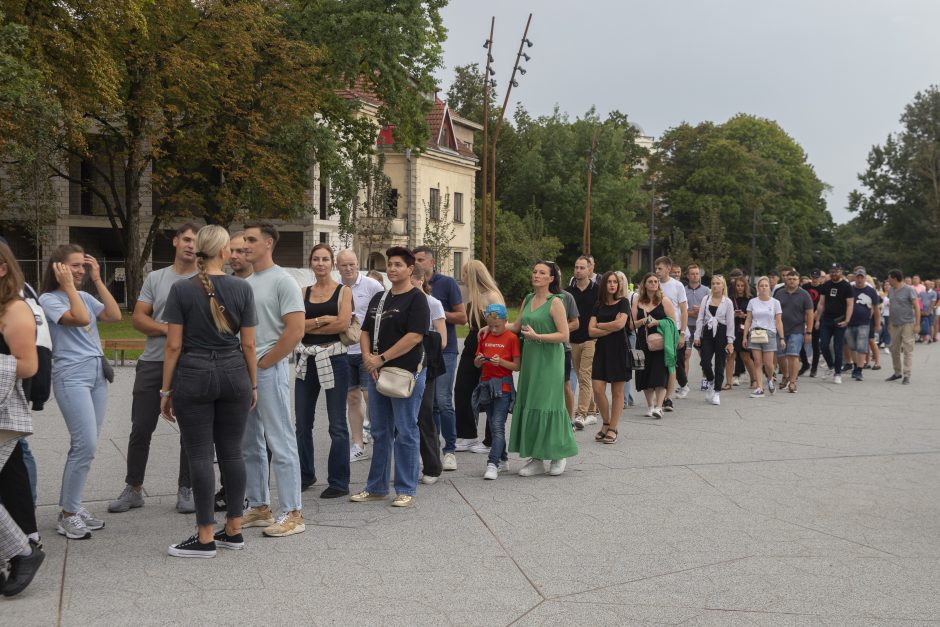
[366,370,426,497]
[879,316,891,346]
[20,438,37,505]
[433,352,458,453]
[818,319,846,372]
[295,354,350,491]
[484,394,512,467]
[347,353,369,390]
[55,357,108,513]
[243,359,302,514]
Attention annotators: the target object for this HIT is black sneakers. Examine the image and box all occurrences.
[2,541,45,597]
[167,534,217,559]
[663,398,674,412]
[213,529,245,550]
[886,373,903,382]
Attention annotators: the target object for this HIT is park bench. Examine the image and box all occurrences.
[102,339,146,365]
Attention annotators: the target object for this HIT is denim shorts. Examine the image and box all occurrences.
[750,330,779,353]
[347,353,369,390]
[778,333,804,357]
[845,324,870,353]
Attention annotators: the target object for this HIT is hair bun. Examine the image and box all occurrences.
[195,251,209,259]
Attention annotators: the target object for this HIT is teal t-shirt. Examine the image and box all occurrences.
[246,265,304,358]
[39,290,105,370]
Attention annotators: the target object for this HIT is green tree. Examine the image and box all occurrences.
[848,85,940,275]
[667,227,692,269]
[422,190,457,275]
[774,221,794,268]
[483,205,562,302]
[698,201,729,276]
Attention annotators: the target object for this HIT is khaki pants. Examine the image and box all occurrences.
[889,322,915,376]
[570,340,597,416]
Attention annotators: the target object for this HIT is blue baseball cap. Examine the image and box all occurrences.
[484,303,508,319]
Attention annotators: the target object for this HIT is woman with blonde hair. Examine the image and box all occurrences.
[742,276,785,398]
[160,225,258,558]
[452,259,505,459]
[633,273,677,419]
[693,275,735,405]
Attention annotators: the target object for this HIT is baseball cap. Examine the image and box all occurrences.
[484,303,508,319]
[810,269,822,278]
[830,262,842,271]
[768,269,779,277]
[853,266,867,276]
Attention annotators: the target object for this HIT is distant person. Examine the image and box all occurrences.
[684,264,708,390]
[633,273,678,419]
[588,271,631,444]
[655,257,688,410]
[885,269,919,384]
[741,276,785,398]
[774,269,814,392]
[410,265,446,485]
[846,267,881,381]
[800,270,824,377]
[693,275,735,405]
[815,263,854,384]
[227,231,253,279]
[566,256,598,429]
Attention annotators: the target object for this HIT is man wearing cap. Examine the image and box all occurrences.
[800,270,824,376]
[846,267,881,381]
[814,263,854,384]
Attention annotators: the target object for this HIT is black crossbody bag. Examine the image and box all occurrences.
[624,298,646,370]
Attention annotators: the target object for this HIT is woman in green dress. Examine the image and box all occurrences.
[507,261,579,476]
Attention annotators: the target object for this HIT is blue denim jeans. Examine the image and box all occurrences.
[819,319,846,372]
[347,353,369,390]
[243,358,302,514]
[55,357,108,513]
[20,438,37,505]
[484,394,512,467]
[365,370,426,497]
[295,353,350,491]
[433,352,458,453]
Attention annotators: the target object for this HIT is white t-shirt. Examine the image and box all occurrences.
[747,296,782,331]
[659,277,688,329]
[427,294,445,330]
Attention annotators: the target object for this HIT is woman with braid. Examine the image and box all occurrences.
[159,226,258,558]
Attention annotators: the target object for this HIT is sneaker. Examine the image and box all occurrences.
[420,474,439,485]
[56,512,91,540]
[349,491,387,503]
[788,381,797,393]
[108,484,144,513]
[768,378,776,395]
[469,441,491,454]
[842,363,854,373]
[643,406,653,417]
[582,413,599,426]
[809,369,818,378]
[455,438,477,452]
[652,407,664,420]
[483,463,499,480]
[518,459,545,477]
[263,511,305,537]
[168,534,216,558]
[548,459,567,476]
[675,385,690,399]
[886,373,903,382]
[710,392,721,406]
[833,375,842,384]
[750,388,765,398]
[76,507,105,531]
[705,387,715,403]
[442,452,457,471]
[212,529,245,550]
[663,398,674,412]
[732,376,741,387]
[176,487,196,514]
[350,443,368,462]
[573,414,586,430]
[798,364,810,376]
[391,495,415,508]
[862,363,872,370]
[872,364,882,370]
[1,540,45,597]
[902,376,910,385]
[852,369,863,381]
[700,378,710,391]
[241,505,275,528]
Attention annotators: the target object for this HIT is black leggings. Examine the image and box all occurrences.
[172,351,251,526]
[699,326,729,391]
[0,441,37,536]
[418,374,442,477]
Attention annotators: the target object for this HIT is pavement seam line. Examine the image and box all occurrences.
[56,538,70,627]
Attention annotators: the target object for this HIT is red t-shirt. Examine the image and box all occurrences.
[477,330,520,381]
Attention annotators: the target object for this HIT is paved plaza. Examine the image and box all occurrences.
[3,347,939,625]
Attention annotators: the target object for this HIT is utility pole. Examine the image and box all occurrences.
[582,127,599,254]
[750,201,757,283]
[487,12,533,276]
[480,18,494,267]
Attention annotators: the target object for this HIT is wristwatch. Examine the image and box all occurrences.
[380,354,387,363]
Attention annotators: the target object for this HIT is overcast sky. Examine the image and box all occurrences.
[436,0,940,224]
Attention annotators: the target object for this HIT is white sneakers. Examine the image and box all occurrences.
[483,464,499,480]
[710,392,721,406]
[454,438,476,452]
[651,407,664,419]
[350,444,368,462]
[468,441,491,454]
[582,413,599,426]
[518,459,545,477]
[675,385,691,399]
[442,453,457,471]
[548,459,567,476]
[643,406,653,417]
[420,474,439,485]
[833,374,842,384]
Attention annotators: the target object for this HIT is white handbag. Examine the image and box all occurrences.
[372,291,422,399]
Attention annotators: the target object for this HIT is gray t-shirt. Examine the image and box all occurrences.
[775,287,814,337]
[138,266,197,362]
[246,265,304,358]
[685,284,709,328]
[163,275,257,352]
[560,290,579,352]
[889,284,918,325]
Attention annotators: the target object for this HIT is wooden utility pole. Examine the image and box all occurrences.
[487,12,533,276]
[480,18,494,267]
[582,127,599,254]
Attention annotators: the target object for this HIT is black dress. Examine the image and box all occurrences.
[591,298,632,382]
[454,303,489,443]
[634,302,668,391]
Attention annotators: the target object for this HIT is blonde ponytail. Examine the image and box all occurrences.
[195,225,233,334]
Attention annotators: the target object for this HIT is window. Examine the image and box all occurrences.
[453,252,463,280]
[453,192,464,223]
[319,232,329,244]
[319,182,328,220]
[386,188,399,217]
[429,187,440,221]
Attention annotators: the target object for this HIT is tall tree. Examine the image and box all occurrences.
[698,201,729,276]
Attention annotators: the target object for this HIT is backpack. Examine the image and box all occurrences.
[21,283,53,411]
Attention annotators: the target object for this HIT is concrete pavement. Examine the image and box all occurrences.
[2,347,939,625]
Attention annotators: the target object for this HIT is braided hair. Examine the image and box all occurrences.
[195,225,233,334]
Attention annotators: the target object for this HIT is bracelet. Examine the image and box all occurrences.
[159,389,172,398]
[252,386,258,390]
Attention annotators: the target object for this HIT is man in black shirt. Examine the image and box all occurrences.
[565,256,599,427]
[814,262,854,383]
[800,269,823,376]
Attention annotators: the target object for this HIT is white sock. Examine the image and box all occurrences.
[17,543,32,557]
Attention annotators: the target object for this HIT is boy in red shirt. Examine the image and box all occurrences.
[473,304,521,480]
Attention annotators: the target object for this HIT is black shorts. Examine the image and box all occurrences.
[564,349,572,381]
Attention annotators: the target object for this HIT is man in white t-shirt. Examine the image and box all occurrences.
[655,256,688,411]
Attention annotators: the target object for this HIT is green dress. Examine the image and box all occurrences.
[508,293,579,460]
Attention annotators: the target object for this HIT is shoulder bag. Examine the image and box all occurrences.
[624,300,646,370]
[749,328,769,344]
[372,291,422,399]
[339,313,361,346]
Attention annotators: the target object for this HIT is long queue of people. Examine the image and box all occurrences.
[0,229,931,593]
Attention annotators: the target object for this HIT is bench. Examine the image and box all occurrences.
[102,339,147,365]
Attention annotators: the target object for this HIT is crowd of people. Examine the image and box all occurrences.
[0,226,934,591]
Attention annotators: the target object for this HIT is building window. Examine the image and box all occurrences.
[319,232,329,244]
[429,187,440,221]
[453,251,463,280]
[319,182,328,220]
[80,158,94,216]
[386,188,399,217]
[454,192,464,223]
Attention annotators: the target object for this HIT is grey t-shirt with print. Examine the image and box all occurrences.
[138,266,197,362]
[889,284,918,325]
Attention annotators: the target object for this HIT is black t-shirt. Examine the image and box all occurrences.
[820,280,853,321]
[565,280,599,343]
[362,287,430,373]
[164,275,256,352]
[802,282,822,310]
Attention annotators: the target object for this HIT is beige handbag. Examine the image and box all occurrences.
[339,314,362,347]
[749,328,769,344]
[372,291,422,399]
